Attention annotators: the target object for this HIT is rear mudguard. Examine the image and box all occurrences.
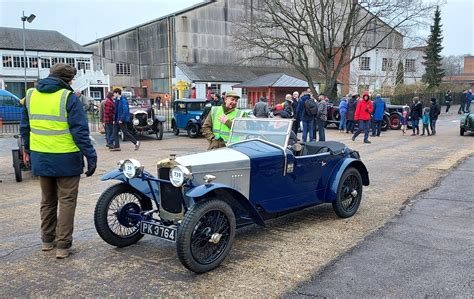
[324,158,370,201]
[101,169,159,200]
[186,183,265,226]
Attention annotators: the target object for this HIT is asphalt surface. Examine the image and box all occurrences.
[1,107,473,297]
[286,155,474,298]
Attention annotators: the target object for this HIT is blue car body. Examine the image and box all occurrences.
[0,89,22,122]
[171,99,208,137]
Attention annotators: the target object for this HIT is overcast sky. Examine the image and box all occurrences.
[0,0,472,56]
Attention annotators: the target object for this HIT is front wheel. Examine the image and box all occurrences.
[332,167,363,218]
[94,183,152,247]
[176,199,236,273]
[381,115,389,131]
[187,123,200,138]
[12,149,22,182]
[460,127,465,136]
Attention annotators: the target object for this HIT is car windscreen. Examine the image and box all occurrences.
[187,102,206,111]
[229,118,292,148]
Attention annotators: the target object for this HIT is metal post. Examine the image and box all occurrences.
[22,11,27,97]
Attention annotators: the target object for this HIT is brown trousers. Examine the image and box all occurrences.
[39,176,80,249]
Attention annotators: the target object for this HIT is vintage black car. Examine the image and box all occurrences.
[119,99,166,141]
[325,103,394,130]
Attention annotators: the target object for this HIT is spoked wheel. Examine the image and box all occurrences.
[187,123,200,138]
[381,115,389,131]
[94,183,152,247]
[177,199,236,273]
[332,167,363,218]
[389,113,402,130]
[12,149,22,182]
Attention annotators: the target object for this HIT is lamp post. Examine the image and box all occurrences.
[21,11,36,97]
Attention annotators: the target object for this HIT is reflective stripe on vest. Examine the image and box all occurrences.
[26,88,80,153]
[211,106,243,142]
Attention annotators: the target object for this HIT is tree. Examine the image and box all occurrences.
[396,61,404,86]
[442,54,465,76]
[421,6,445,89]
[234,0,435,98]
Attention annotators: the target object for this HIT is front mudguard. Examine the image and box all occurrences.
[324,158,370,201]
[186,183,265,226]
[101,169,159,200]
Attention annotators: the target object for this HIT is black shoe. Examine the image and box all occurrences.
[351,136,355,141]
[364,140,371,144]
[106,144,112,148]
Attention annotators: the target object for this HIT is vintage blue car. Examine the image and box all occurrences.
[171,99,209,138]
[94,118,369,273]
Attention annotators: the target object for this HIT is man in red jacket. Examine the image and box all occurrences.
[351,91,373,144]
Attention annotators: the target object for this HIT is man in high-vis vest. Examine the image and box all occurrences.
[20,63,97,259]
[202,90,244,150]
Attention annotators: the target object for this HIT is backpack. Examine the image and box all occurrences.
[304,98,318,116]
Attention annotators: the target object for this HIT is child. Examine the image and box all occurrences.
[401,105,409,135]
[421,107,431,136]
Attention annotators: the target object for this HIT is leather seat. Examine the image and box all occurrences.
[299,141,346,156]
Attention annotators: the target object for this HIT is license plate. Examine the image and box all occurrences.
[140,221,177,242]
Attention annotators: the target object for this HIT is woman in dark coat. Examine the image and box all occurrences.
[346,94,358,133]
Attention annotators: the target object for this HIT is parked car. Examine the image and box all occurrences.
[94,118,370,273]
[325,103,393,130]
[460,112,474,136]
[119,99,165,141]
[0,89,22,123]
[171,99,209,138]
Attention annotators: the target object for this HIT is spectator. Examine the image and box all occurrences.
[283,94,295,119]
[458,90,467,114]
[296,93,317,142]
[444,90,452,113]
[352,91,373,144]
[291,91,300,134]
[211,93,223,106]
[401,105,409,136]
[371,94,386,137]
[253,96,269,118]
[346,94,358,133]
[466,89,472,113]
[421,107,431,136]
[338,96,348,133]
[110,88,140,151]
[429,97,440,135]
[103,92,115,148]
[316,94,328,141]
[156,96,161,110]
[410,97,423,136]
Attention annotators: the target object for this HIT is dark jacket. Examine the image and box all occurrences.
[410,101,423,120]
[114,96,130,122]
[430,101,440,120]
[372,96,386,121]
[20,76,97,177]
[253,100,269,118]
[296,94,314,122]
[283,99,295,118]
[347,98,357,121]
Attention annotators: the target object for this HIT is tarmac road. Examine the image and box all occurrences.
[0,109,473,297]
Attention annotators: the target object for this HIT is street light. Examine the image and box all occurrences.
[21,11,36,97]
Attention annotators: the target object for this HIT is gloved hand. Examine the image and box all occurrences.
[85,156,97,177]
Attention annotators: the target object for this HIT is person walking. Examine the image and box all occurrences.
[202,90,245,150]
[465,89,472,113]
[421,107,431,136]
[410,97,423,136]
[352,91,373,144]
[19,63,97,259]
[316,94,328,141]
[110,88,140,151]
[253,96,269,118]
[338,96,348,133]
[346,94,358,133]
[103,92,115,148]
[458,90,467,114]
[371,94,386,137]
[429,97,440,135]
[444,90,452,113]
[296,92,317,142]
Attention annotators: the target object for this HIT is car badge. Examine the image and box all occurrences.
[321,161,327,167]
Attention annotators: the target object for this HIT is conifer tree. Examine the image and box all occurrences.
[422,6,445,88]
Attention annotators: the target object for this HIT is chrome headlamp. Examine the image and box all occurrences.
[132,118,139,126]
[169,165,192,187]
[120,158,143,179]
[147,118,154,126]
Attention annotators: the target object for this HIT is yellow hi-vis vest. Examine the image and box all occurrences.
[25,88,80,153]
[211,106,245,142]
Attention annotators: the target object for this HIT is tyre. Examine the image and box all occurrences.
[156,122,164,140]
[381,115,389,131]
[460,127,465,136]
[187,123,200,138]
[94,183,152,247]
[332,167,363,218]
[389,113,401,130]
[12,149,22,182]
[119,131,126,142]
[177,199,236,273]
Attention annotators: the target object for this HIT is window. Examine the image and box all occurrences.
[90,91,101,99]
[77,58,91,70]
[65,58,75,67]
[51,57,65,66]
[152,78,170,93]
[208,83,221,95]
[29,57,38,68]
[41,57,51,68]
[405,59,416,72]
[382,58,393,71]
[359,57,371,70]
[116,63,131,75]
[13,56,26,68]
[2,55,12,67]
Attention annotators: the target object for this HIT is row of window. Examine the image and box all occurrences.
[2,55,91,70]
[359,57,416,72]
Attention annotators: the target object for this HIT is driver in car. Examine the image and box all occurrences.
[202,90,246,150]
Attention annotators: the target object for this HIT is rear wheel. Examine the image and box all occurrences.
[177,199,236,273]
[460,127,465,136]
[187,123,200,138]
[94,183,152,247]
[332,168,363,218]
[12,149,22,182]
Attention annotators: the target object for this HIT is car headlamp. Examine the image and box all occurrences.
[121,158,143,179]
[147,118,154,126]
[133,118,139,126]
[169,165,192,187]
[195,115,200,120]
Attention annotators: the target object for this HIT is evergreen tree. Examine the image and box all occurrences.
[396,61,404,86]
[422,6,445,89]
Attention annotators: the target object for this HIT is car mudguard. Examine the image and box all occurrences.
[101,169,159,200]
[186,183,265,226]
[324,158,370,201]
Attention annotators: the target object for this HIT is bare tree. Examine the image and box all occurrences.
[234,0,436,98]
[442,55,465,76]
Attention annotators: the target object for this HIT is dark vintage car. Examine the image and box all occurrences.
[94,118,370,273]
[460,112,474,136]
[119,99,166,141]
[171,99,209,138]
[325,103,396,130]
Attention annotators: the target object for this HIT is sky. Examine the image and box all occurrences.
[0,0,473,56]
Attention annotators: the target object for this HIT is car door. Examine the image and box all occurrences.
[0,95,22,122]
